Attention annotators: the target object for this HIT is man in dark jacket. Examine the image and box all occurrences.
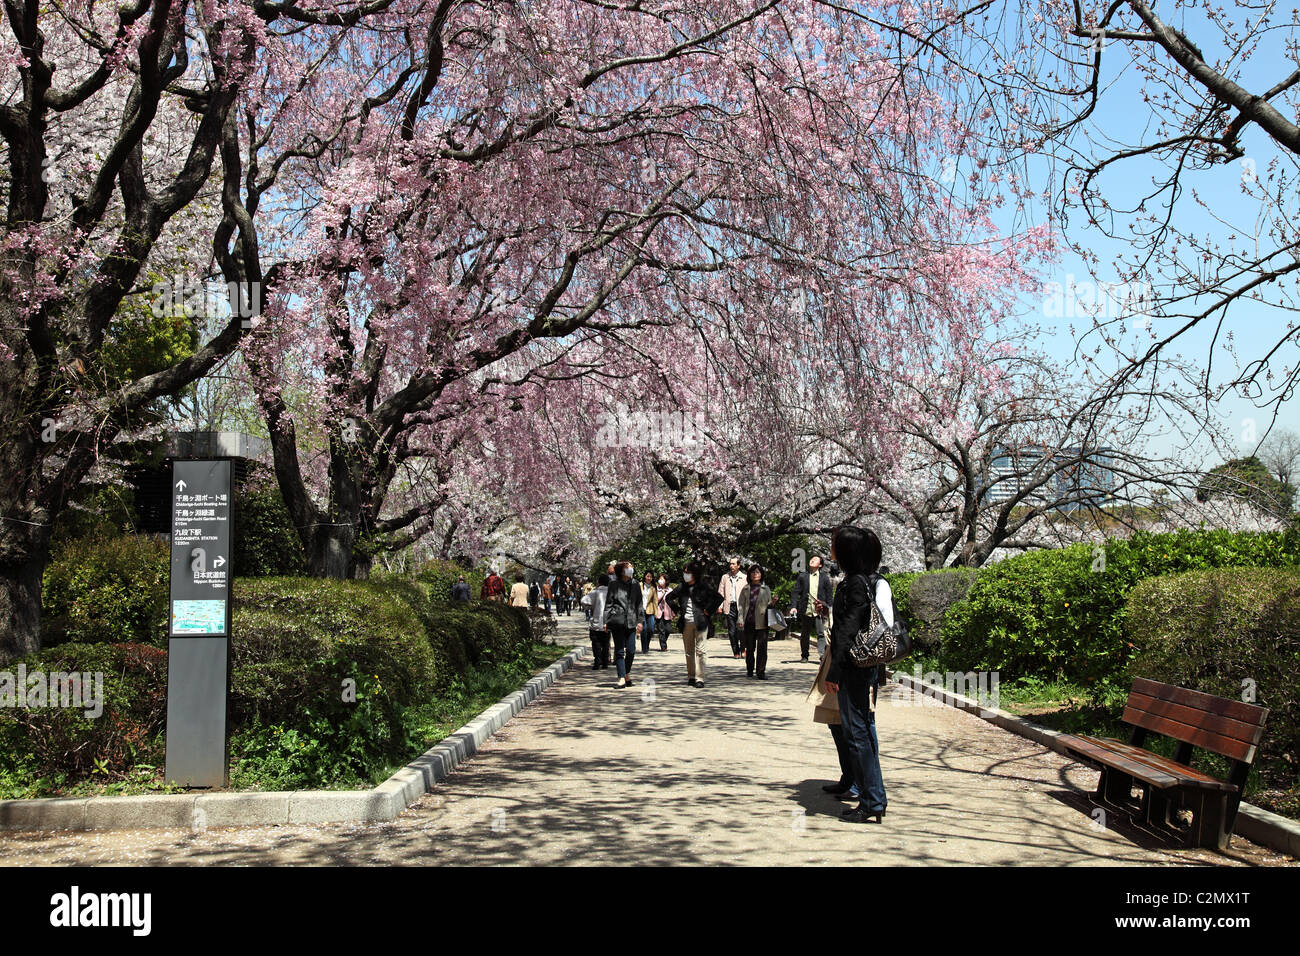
[451,576,472,602]
[790,553,833,662]
[666,563,724,688]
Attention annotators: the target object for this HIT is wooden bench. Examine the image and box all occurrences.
[1058,677,1268,850]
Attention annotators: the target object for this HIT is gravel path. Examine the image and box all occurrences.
[0,615,1293,866]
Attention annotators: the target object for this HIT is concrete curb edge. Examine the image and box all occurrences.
[890,671,1300,858]
[0,643,587,832]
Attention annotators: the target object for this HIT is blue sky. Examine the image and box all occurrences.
[968,7,1300,472]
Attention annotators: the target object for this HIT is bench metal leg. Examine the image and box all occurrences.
[1141,786,1175,830]
[1096,766,1136,808]
[1185,791,1231,851]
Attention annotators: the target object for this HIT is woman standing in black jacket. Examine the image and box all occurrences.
[666,560,724,688]
[823,525,891,823]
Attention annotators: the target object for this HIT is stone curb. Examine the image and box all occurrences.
[890,671,1300,859]
[0,642,587,832]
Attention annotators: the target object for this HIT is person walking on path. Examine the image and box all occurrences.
[451,576,472,602]
[582,578,612,669]
[790,553,832,663]
[581,579,595,621]
[655,574,673,651]
[667,561,724,688]
[824,526,891,824]
[605,561,644,688]
[737,563,772,679]
[718,557,746,659]
[481,569,506,603]
[528,578,540,609]
[640,571,658,654]
[542,578,553,614]
[510,575,530,608]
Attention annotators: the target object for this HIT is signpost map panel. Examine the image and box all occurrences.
[169,460,231,636]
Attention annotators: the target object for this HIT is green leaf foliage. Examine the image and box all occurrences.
[1126,567,1300,815]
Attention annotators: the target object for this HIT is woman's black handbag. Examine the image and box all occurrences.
[848,574,911,668]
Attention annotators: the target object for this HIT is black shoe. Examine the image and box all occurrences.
[591,662,600,670]
[687,678,697,686]
[822,783,851,794]
[841,807,885,823]
[625,678,634,687]
[756,674,767,680]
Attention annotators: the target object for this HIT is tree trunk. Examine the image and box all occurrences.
[307,523,355,579]
[0,521,51,663]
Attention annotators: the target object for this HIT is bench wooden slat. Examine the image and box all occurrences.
[1122,703,1260,762]
[1060,734,1181,789]
[1125,692,1266,747]
[1131,677,1268,726]
[1128,697,1258,759]
[1069,735,1236,791]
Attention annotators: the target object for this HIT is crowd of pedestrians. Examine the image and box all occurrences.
[470,525,894,826]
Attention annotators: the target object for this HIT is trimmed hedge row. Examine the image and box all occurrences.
[1126,567,1299,809]
[936,529,1299,684]
[4,571,540,790]
[413,559,485,606]
[41,534,169,647]
[0,642,168,784]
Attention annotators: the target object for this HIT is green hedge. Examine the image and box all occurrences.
[939,529,1299,686]
[7,566,547,794]
[413,559,484,605]
[230,577,439,728]
[41,535,169,647]
[1126,567,1300,812]
[0,642,168,786]
[887,568,976,656]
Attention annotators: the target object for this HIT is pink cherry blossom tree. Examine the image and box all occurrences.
[236,0,1052,579]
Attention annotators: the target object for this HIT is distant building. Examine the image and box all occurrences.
[982,445,1116,510]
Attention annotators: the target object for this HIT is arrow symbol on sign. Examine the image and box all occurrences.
[175,479,187,493]
[213,556,226,568]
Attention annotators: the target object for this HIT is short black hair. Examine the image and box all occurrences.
[832,525,882,578]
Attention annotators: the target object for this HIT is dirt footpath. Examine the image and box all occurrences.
[0,616,1293,866]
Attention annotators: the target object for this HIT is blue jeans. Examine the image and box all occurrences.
[641,614,655,652]
[837,666,886,813]
[611,624,637,679]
